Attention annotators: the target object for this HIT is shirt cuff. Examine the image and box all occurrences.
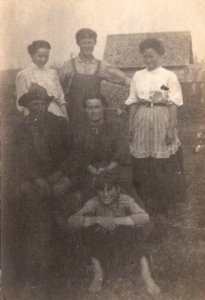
[125,97,138,105]
[167,99,183,107]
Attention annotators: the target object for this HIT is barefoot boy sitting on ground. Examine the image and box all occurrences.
[67,175,160,296]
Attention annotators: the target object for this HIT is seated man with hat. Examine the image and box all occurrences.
[15,83,73,292]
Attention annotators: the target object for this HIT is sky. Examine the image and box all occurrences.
[1,0,205,69]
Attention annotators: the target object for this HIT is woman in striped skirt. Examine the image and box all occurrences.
[126,38,186,216]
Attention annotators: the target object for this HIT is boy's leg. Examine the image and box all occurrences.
[112,227,160,296]
[127,227,161,296]
[140,256,160,296]
[78,227,113,293]
[88,257,104,293]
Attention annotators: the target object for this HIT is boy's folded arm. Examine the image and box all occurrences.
[114,212,149,227]
[67,215,98,228]
[67,199,98,229]
[129,211,150,226]
[114,216,134,226]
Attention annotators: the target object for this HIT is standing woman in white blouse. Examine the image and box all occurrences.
[126,38,186,216]
[16,40,69,120]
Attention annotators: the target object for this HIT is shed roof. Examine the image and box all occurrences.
[103,31,193,69]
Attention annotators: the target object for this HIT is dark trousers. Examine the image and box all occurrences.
[131,147,186,216]
[70,226,149,275]
[18,180,53,285]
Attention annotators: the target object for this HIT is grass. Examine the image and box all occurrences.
[1,77,205,299]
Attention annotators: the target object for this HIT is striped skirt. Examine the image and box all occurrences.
[130,105,186,215]
[130,105,181,159]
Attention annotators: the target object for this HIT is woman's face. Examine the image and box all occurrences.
[142,48,161,70]
[85,98,105,123]
[77,38,96,57]
[31,48,50,68]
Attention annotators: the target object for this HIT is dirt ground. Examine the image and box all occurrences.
[1,83,205,299]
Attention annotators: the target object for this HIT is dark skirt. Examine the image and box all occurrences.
[131,147,186,216]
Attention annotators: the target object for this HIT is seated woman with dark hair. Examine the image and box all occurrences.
[73,94,139,203]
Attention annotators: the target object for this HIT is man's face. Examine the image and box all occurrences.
[28,99,48,115]
[77,38,96,57]
[97,184,118,206]
[85,98,105,123]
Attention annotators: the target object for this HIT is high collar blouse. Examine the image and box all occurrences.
[16,63,66,115]
[125,67,183,106]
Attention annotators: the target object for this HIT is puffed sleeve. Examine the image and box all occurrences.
[125,75,138,105]
[53,70,66,105]
[167,72,183,106]
[99,60,129,85]
[15,71,29,114]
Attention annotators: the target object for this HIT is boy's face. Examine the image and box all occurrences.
[77,38,96,57]
[97,184,118,206]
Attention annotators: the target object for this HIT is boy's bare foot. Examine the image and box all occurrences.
[140,256,161,296]
[88,276,103,293]
[88,258,104,293]
[144,276,161,296]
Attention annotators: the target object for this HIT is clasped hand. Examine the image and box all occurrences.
[96,216,118,231]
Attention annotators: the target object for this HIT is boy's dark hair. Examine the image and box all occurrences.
[139,38,165,56]
[27,40,51,56]
[83,94,108,108]
[93,175,123,191]
[76,28,97,43]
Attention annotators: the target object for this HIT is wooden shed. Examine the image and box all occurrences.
[103,31,194,81]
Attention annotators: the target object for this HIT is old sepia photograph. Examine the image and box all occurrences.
[1,0,205,299]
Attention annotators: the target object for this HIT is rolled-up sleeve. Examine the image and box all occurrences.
[125,76,138,105]
[126,197,150,226]
[59,61,73,94]
[167,72,183,106]
[100,61,128,85]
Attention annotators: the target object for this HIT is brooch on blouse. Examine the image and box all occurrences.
[161,85,169,91]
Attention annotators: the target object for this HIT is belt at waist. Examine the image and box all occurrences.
[139,101,167,107]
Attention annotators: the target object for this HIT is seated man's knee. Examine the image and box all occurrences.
[52,183,66,198]
[20,181,33,195]
[52,177,71,198]
[34,178,49,195]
